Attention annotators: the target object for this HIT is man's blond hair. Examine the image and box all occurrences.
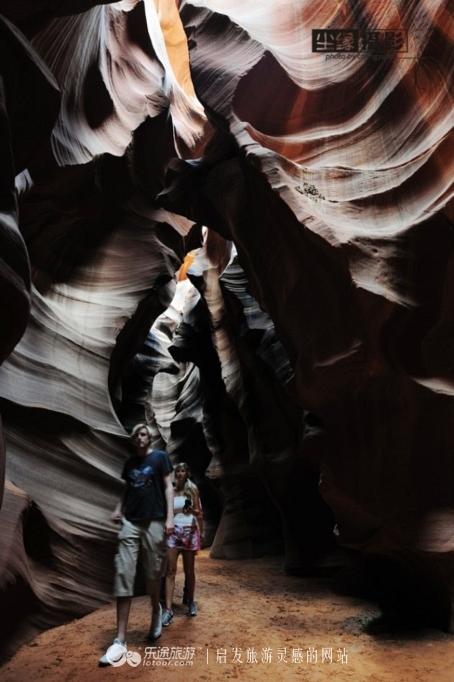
[131,423,153,440]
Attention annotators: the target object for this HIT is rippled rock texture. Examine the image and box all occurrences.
[163,0,454,630]
[0,0,202,658]
[0,0,453,659]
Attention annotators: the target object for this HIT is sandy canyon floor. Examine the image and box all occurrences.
[2,550,453,682]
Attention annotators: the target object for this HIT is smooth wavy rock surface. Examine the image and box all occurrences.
[0,2,205,658]
[31,0,206,164]
[166,0,454,626]
[0,0,454,657]
[0,189,184,656]
[0,14,60,369]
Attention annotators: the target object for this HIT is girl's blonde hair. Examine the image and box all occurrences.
[174,462,199,501]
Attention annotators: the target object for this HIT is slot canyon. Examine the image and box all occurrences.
[0,1,453,679]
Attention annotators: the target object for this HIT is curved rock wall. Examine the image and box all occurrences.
[163,0,454,628]
[0,2,202,659]
[0,0,453,657]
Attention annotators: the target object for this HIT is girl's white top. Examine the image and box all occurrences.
[174,494,195,527]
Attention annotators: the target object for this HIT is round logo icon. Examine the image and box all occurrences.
[126,650,142,667]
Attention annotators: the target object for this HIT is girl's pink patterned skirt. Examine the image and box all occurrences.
[167,522,201,551]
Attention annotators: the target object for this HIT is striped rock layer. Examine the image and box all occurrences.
[0,0,453,657]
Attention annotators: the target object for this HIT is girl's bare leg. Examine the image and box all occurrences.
[182,551,196,603]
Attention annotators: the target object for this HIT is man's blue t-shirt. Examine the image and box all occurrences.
[121,449,173,523]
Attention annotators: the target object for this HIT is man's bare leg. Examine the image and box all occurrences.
[149,577,161,617]
[165,549,179,611]
[116,596,132,641]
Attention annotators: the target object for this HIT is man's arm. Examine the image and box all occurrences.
[163,473,174,534]
[111,474,127,523]
[111,498,123,523]
[111,460,128,523]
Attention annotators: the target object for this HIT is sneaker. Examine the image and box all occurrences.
[161,608,174,627]
[186,601,197,617]
[98,638,127,666]
[147,603,162,641]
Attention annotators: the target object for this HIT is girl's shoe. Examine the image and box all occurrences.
[161,608,174,627]
[186,601,197,617]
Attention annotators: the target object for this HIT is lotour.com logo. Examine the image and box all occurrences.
[107,648,142,667]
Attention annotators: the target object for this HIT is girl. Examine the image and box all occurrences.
[162,463,203,624]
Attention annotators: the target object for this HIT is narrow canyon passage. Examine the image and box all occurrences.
[2,552,453,682]
[1,0,453,673]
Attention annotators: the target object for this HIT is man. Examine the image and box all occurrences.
[99,423,174,666]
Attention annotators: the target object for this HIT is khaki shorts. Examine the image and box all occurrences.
[114,516,166,597]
